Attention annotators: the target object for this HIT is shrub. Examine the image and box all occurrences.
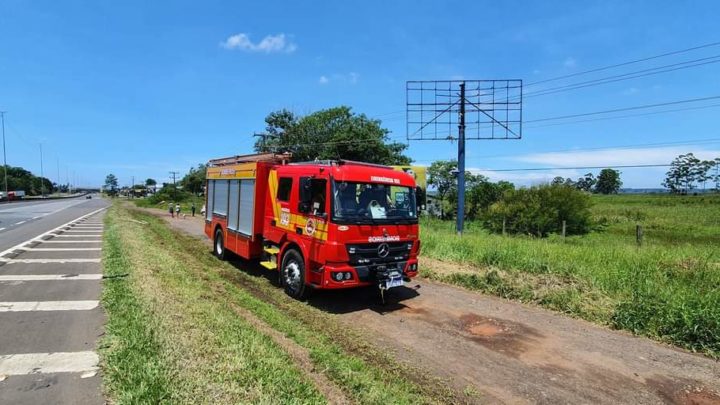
[487,184,593,237]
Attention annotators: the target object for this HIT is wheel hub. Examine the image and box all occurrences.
[285,261,301,290]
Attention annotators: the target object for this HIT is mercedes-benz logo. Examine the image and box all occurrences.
[377,243,390,258]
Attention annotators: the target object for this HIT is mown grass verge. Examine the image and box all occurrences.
[101,204,325,404]
[420,194,720,358]
[104,202,448,404]
[100,211,173,403]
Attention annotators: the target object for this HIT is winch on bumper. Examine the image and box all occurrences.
[318,241,419,289]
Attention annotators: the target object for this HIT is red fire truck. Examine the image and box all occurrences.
[204,153,420,300]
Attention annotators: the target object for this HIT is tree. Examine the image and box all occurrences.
[145,178,157,186]
[663,153,709,194]
[575,173,596,192]
[551,176,565,185]
[427,160,457,219]
[595,168,622,194]
[105,174,118,196]
[258,106,411,165]
[180,164,206,195]
[488,183,593,237]
[465,175,513,220]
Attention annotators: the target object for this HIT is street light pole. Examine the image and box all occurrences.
[1,111,8,203]
[39,143,45,197]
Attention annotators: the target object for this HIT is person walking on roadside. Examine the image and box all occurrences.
[175,203,181,218]
[191,202,196,217]
[169,202,174,218]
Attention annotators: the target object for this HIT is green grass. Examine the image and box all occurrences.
[103,202,445,404]
[133,193,204,213]
[100,209,173,403]
[420,193,720,357]
[101,205,325,404]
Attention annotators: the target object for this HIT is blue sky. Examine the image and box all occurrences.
[1,0,719,188]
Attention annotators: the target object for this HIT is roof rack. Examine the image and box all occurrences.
[208,152,292,167]
[288,159,392,169]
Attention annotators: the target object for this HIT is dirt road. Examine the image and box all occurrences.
[145,207,720,404]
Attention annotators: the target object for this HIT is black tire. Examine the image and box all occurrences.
[213,228,227,260]
[280,249,309,300]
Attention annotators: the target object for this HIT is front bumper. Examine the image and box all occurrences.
[316,259,419,289]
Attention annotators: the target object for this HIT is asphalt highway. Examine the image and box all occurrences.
[0,196,109,404]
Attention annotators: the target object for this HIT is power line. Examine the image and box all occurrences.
[525,102,720,129]
[526,40,720,86]
[523,56,720,99]
[525,95,720,123]
[478,164,671,172]
[411,137,720,164]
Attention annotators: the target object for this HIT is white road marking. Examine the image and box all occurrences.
[0,300,99,312]
[18,247,102,251]
[0,228,5,231]
[0,258,101,264]
[54,235,102,238]
[0,207,107,258]
[15,221,26,225]
[32,216,40,220]
[0,351,99,375]
[0,274,103,281]
[41,240,102,243]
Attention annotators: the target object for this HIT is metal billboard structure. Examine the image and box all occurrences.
[406,79,523,234]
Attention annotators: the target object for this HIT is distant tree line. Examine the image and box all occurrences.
[550,168,623,194]
[663,153,719,194]
[1,165,55,196]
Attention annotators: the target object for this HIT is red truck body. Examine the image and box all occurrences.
[204,153,420,299]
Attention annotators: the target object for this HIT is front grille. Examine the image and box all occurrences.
[346,242,409,264]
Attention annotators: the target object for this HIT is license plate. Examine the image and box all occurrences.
[384,277,404,289]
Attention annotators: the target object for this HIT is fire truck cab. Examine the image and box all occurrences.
[204,153,420,300]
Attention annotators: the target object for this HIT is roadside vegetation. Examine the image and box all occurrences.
[101,202,448,404]
[421,193,720,357]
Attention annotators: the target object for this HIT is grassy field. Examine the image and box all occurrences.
[420,193,720,357]
[101,202,450,404]
[132,194,204,214]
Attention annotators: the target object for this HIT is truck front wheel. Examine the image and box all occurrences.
[214,228,227,260]
[281,249,309,300]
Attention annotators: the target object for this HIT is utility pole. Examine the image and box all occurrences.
[0,111,7,203]
[254,132,269,152]
[169,171,179,201]
[131,175,135,199]
[39,143,45,197]
[456,82,466,235]
[56,157,60,194]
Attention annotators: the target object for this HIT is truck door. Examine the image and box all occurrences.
[298,176,329,250]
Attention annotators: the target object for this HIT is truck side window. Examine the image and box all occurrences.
[310,179,327,215]
[277,177,292,201]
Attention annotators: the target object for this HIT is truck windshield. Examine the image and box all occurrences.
[332,180,417,224]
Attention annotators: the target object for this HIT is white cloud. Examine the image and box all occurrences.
[469,168,583,185]
[221,33,297,53]
[514,146,720,167]
[563,57,577,68]
[317,72,360,85]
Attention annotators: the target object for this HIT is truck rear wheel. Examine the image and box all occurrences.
[281,249,309,300]
[213,228,227,260]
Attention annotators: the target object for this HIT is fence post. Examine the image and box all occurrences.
[502,217,506,236]
[636,224,643,246]
[562,220,566,239]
